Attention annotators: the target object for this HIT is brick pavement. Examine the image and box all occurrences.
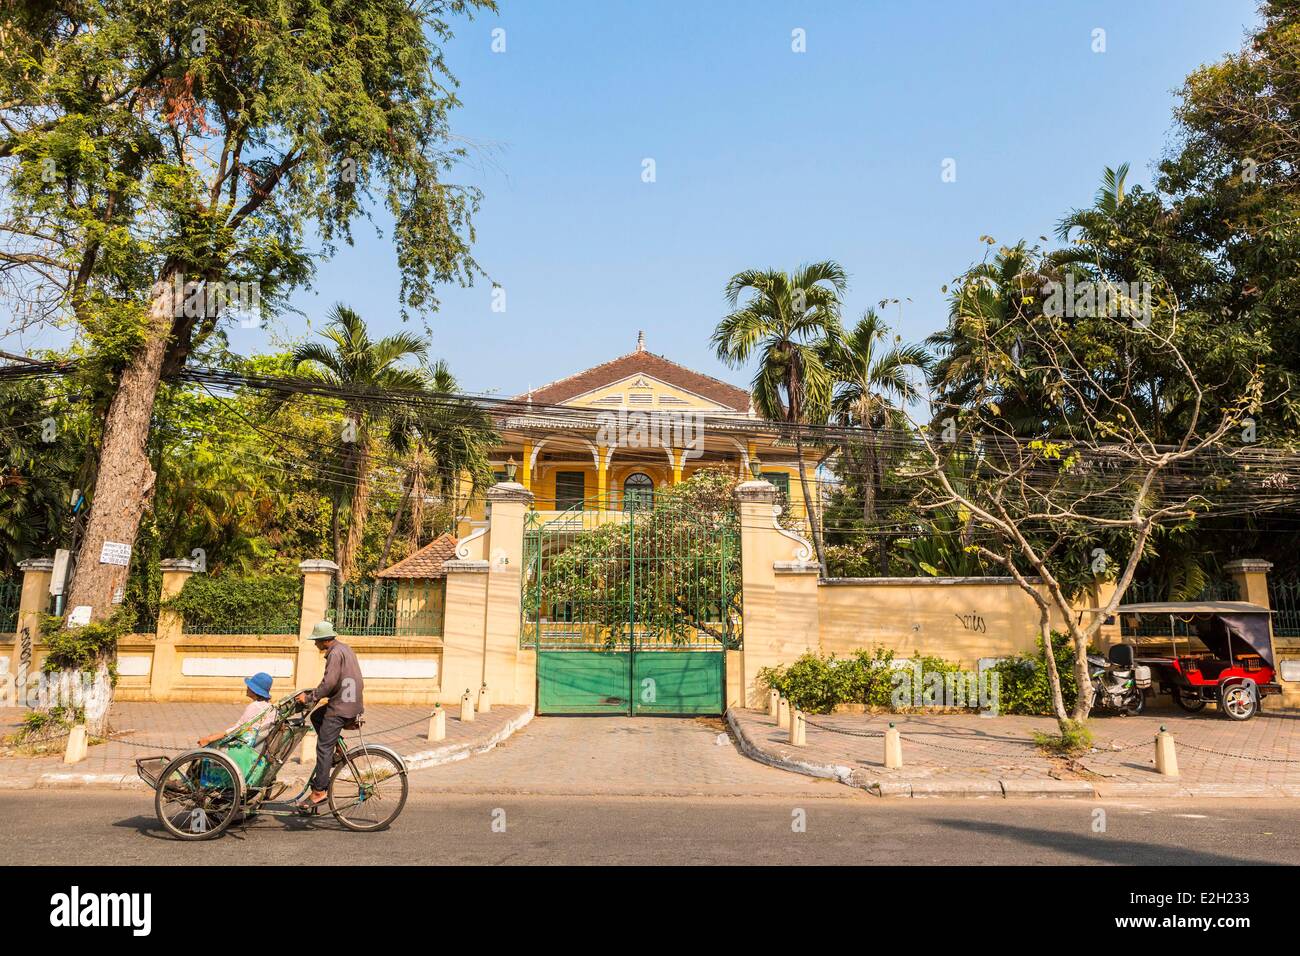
[728,703,1300,797]
[0,701,529,789]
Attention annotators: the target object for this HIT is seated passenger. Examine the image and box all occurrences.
[198,673,276,784]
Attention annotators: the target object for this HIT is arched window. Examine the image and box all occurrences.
[623,472,654,512]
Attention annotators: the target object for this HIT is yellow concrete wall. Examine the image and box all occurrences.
[108,633,443,704]
[818,578,1065,668]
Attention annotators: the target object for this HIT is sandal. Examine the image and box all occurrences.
[294,794,328,813]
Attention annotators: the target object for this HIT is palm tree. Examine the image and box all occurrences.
[713,261,847,573]
[822,310,931,572]
[927,242,1056,435]
[290,304,428,581]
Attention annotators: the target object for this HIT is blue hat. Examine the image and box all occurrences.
[244,672,273,699]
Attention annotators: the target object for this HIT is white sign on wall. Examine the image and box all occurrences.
[181,657,295,679]
[99,541,132,566]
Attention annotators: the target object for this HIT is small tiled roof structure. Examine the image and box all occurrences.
[516,336,752,412]
[376,533,458,579]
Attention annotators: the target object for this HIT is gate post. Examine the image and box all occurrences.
[441,556,488,706]
[483,481,535,707]
[10,558,53,705]
[297,560,338,691]
[150,558,197,701]
[737,479,821,709]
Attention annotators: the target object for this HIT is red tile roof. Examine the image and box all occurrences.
[516,349,752,412]
[376,533,458,579]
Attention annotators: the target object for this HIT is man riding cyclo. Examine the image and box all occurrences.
[294,621,365,811]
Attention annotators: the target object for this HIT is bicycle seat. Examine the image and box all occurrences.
[341,717,364,730]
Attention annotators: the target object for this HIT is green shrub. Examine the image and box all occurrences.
[991,632,1080,716]
[759,648,973,714]
[1034,719,1093,756]
[164,573,301,634]
[41,610,130,673]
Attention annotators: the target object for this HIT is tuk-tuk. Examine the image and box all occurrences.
[1117,601,1281,720]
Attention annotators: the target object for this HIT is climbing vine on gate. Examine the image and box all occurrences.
[523,469,742,649]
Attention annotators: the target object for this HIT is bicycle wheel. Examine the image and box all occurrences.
[328,746,408,832]
[155,749,243,841]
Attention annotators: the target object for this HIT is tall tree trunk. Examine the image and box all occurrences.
[1070,627,1094,723]
[1036,613,1070,725]
[366,475,414,628]
[859,424,880,574]
[61,266,183,736]
[338,431,370,581]
[65,269,180,621]
[330,496,343,593]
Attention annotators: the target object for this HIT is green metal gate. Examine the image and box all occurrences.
[523,498,741,716]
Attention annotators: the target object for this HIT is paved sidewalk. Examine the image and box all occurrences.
[729,705,1300,799]
[0,702,530,790]
[409,715,853,797]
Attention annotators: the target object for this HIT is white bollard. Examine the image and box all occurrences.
[63,724,88,764]
[478,683,492,714]
[884,723,903,770]
[768,689,780,718]
[427,705,446,742]
[1155,726,1179,777]
[777,696,791,730]
[789,709,806,747]
[460,688,476,723]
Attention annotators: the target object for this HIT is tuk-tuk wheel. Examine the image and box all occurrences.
[1220,684,1257,721]
[1172,690,1206,713]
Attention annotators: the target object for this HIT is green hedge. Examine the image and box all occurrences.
[758,647,970,714]
[166,574,301,635]
[989,633,1080,715]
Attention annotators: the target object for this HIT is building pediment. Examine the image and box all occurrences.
[516,335,752,413]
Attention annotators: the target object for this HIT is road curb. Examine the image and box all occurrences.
[1000,779,1095,798]
[725,709,855,785]
[728,709,1105,799]
[402,707,534,772]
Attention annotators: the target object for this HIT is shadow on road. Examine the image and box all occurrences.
[930,816,1265,866]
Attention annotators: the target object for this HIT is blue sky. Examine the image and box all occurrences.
[9,1,1264,397]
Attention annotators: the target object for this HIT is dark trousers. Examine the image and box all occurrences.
[310,709,348,792]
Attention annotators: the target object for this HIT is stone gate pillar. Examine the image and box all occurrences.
[10,558,53,705]
[297,560,339,691]
[736,480,821,708]
[150,558,198,700]
[1225,559,1273,609]
[483,481,534,707]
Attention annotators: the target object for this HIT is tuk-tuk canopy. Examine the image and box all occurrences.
[1117,601,1275,666]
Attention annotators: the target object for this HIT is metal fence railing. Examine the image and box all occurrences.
[327,579,445,637]
[1269,575,1300,638]
[0,578,20,633]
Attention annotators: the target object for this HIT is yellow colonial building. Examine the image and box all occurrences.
[469,332,813,523]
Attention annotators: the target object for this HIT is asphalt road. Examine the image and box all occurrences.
[3,791,1299,865]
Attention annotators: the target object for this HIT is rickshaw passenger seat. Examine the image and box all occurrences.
[1198,660,1232,680]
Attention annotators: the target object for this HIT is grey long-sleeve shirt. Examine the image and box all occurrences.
[308,640,364,718]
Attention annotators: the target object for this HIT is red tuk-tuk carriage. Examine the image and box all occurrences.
[1118,601,1282,721]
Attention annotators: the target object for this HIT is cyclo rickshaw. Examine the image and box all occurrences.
[136,690,408,840]
[1117,601,1283,721]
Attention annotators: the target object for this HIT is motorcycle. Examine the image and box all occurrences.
[1087,643,1150,716]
